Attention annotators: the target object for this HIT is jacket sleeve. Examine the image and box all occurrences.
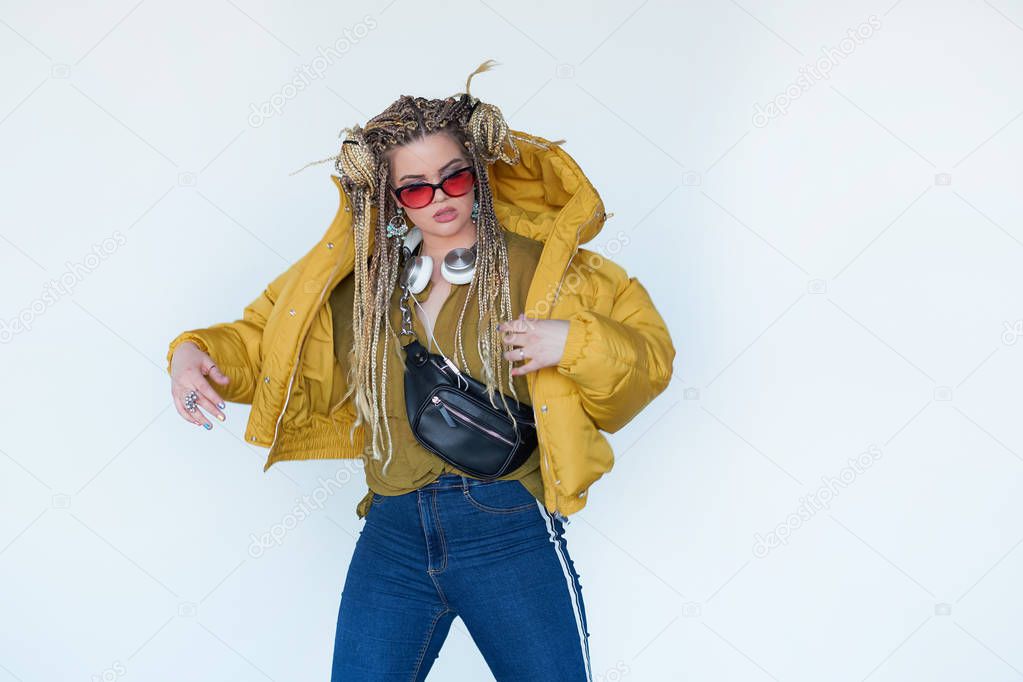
[164,257,303,405]
[555,256,676,433]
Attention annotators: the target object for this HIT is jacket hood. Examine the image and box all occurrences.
[488,129,609,248]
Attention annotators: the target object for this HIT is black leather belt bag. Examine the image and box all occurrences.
[402,336,538,480]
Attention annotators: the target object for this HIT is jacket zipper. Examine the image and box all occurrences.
[537,207,603,525]
[431,395,515,446]
[269,249,345,458]
[546,205,604,317]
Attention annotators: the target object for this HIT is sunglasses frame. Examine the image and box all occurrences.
[391,165,476,209]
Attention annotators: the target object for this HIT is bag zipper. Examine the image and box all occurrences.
[431,395,515,446]
[428,355,536,427]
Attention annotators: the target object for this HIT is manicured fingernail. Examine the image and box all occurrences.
[217,413,225,421]
[218,402,225,409]
[203,423,212,430]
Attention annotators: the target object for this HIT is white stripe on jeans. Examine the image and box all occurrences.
[535,500,593,681]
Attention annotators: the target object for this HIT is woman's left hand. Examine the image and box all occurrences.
[499,313,570,376]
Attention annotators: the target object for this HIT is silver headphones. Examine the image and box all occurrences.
[398,226,477,294]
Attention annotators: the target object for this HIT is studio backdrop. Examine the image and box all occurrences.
[1,1,1021,680]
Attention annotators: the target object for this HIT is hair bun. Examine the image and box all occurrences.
[336,125,378,194]
[467,101,520,165]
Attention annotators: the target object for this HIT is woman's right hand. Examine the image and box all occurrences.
[170,341,230,429]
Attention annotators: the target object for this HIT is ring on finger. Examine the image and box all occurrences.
[183,389,199,412]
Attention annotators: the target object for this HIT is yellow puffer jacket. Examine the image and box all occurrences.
[165,129,676,520]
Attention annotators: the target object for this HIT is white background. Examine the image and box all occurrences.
[2,1,1022,680]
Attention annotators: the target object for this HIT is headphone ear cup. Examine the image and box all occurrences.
[404,255,433,294]
[441,259,475,285]
[441,245,477,285]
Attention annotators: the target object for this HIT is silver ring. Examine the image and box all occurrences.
[183,389,199,412]
[519,348,525,360]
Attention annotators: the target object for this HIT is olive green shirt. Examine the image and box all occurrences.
[329,228,546,517]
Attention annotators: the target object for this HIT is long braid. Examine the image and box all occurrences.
[366,162,390,469]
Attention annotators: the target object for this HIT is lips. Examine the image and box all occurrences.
[434,207,456,219]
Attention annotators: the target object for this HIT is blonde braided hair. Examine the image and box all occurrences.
[297,60,532,475]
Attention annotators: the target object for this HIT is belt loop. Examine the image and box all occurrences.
[460,475,470,492]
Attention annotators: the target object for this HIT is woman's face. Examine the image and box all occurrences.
[387,131,476,239]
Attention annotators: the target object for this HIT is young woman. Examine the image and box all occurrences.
[166,60,675,681]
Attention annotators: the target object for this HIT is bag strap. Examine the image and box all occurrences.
[399,284,464,369]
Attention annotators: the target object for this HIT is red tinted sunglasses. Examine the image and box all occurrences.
[392,166,476,209]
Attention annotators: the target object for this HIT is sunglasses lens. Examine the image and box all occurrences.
[441,168,474,197]
[395,168,474,208]
[397,185,434,209]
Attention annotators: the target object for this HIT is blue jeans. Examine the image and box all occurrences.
[331,473,592,681]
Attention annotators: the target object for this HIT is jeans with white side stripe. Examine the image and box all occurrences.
[331,473,592,682]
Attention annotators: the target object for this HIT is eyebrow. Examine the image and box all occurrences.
[397,157,466,182]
